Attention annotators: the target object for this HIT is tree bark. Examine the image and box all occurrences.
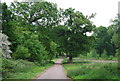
[56,54,58,58]
[69,56,73,63]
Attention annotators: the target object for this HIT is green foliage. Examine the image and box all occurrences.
[61,58,68,64]
[10,1,60,27]
[13,45,30,59]
[67,66,81,77]
[24,33,49,64]
[109,15,119,59]
[2,3,13,36]
[2,58,34,78]
[2,58,53,79]
[64,63,118,79]
[93,26,116,57]
[86,50,117,60]
[49,41,58,60]
[2,1,119,79]
[91,15,119,59]
[112,33,118,47]
[2,1,60,65]
[63,8,95,57]
[115,49,118,57]
[51,8,95,62]
[79,54,87,59]
[108,56,114,60]
[2,1,96,64]
[87,49,98,59]
[101,50,107,59]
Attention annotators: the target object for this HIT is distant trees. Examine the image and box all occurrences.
[92,15,119,58]
[93,26,116,57]
[109,15,120,57]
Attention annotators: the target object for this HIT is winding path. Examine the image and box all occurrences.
[36,58,69,79]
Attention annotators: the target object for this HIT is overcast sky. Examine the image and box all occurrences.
[1,0,120,27]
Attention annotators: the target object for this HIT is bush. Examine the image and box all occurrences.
[79,54,87,59]
[65,63,118,79]
[2,58,35,79]
[2,58,54,79]
[61,58,68,64]
[101,50,108,59]
[87,49,98,59]
[67,65,90,78]
[88,63,118,79]
[13,45,30,60]
[115,49,118,57]
[108,55,114,60]
[23,34,49,64]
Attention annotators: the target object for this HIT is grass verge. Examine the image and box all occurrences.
[2,58,53,79]
[64,63,118,79]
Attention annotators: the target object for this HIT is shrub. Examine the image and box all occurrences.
[13,45,30,60]
[101,50,108,59]
[2,58,35,79]
[67,65,90,78]
[62,58,68,64]
[79,54,87,59]
[108,55,114,60]
[65,63,118,79]
[88,63,118,79]
[23,34,49,64]
[87,49,98,59]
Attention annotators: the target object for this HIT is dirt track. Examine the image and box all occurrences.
[82,59,118,63]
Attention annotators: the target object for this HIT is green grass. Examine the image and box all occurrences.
[64,63,118,79]
[8,63,52,79]
[63,57,118,79]
[2,58,53,79]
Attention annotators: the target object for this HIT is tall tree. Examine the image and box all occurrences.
[9,1,61,62]
[109,15,120,57]
[2,3,13,39]
[10,1,60,28]
[52,8,95,63]
[93,26,116,57]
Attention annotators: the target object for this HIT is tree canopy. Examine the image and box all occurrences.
[2,1,118,64]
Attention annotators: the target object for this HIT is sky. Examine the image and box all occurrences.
[1,0,120,27]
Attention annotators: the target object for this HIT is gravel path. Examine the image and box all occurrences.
[36,58,68,79]
[81,59,118,63]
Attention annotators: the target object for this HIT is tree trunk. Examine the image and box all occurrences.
[50,56,52,62]
[56,54,58,58]
[68,56,73,63]
[99,53,101,57]
[99,50,102,57]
